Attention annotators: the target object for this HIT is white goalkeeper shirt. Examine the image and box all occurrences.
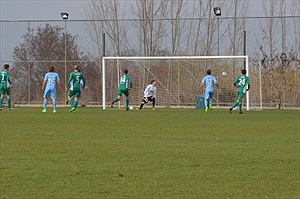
[144,84,157,98]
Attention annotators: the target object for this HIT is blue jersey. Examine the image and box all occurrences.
[202,75,217,91]
[44,72,60,90]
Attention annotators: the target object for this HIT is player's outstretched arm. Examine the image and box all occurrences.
[8,75,13,88]
[66,73,73,88]
[201,83,204,93]
[57,80,62,91]
[129,83,133,91]
[129,80,133,91]
[8,75,12,85]
[215,82,219,89]
[81,73,86,88]
[42,80,46,91]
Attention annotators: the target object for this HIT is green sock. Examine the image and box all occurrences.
[70,99,74,108]
[0,98,3,108]
[7,98,11,108]
[125,98,129,108]
[239,103,242,113]
[231,102,239,109]
[74,100,79,109]
[113,98,119,103]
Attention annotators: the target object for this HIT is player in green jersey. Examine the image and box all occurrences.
[110,69,132,110]
[66,68,87,108]
[66,65,86,113]
[230,69,250,114]
[0,64,13,111]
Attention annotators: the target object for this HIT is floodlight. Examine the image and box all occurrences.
[214,7,221,16]
[61,12,69,20]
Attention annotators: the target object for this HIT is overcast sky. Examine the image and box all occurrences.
[1,0,298,21]
[0,0,89,20]
[0,0,90,61]
[0,0,299,62]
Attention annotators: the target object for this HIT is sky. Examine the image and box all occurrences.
[0,0,89,20]
[0,0,299,62]
[0,0,91,62]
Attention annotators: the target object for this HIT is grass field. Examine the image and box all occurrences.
[0,107,299,198]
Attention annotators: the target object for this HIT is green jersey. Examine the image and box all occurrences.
[119,74,132,90]
[0,70,12,88]
[233,75,250,93]
[66,71,86,90]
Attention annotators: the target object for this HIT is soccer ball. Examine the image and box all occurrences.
[222,72,227,77]
[129,106,134,110]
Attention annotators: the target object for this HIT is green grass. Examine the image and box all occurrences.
[0,107,299,198]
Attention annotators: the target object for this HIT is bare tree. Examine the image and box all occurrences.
[12,24,83,102]
[168,0,186,55]
[289,1,300,59]
[262,0,278,58]
[260,48,298,108]
[289,1,300,106]
[84,7,103,60]
[227,0,248,56]
[205,0,213,57]
[132,0,168,56]
[191,0,204,55]
[279,0,287,54]
[85,0,130,57]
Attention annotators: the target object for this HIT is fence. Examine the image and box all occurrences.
[0,16,299,109]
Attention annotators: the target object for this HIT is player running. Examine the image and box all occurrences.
[66,69,87,108]
[42,66,62,113]
[230,69,250,114]
[201,69,218,113]
[110,69,132,111]
[66,65,86,113]
[138,80,157,110]
[0,64,13,111]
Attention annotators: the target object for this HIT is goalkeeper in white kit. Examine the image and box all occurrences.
[139,80,157,110]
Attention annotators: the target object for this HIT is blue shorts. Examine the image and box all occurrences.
[205,90,214,99]
[44,88,57,100]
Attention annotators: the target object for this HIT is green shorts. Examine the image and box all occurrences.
[118,88,129,97]
[68,89,81,98]
[0,87,10,95]
[237,90,245,101]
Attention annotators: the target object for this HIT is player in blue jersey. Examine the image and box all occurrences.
[42,66,62,113]
[201,69,218,113]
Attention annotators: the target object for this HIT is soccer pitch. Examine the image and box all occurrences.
[0,107,299,198]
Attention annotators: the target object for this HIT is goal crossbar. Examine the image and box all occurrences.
[102,55,249,110]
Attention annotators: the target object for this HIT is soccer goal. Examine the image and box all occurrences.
[102,56,262,110]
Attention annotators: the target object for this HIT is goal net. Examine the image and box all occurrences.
[102,56,262,110]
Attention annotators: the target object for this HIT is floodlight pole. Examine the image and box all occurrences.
[217,17,220,58]
[214,7,221,108]
[61,12,69,102]
[217,17,220,108]
[27,21,31,104]
[64,20,67,102]
[102,32,106,108]
[243,17,247,70]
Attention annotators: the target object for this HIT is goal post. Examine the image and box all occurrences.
[102,55,259,110]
